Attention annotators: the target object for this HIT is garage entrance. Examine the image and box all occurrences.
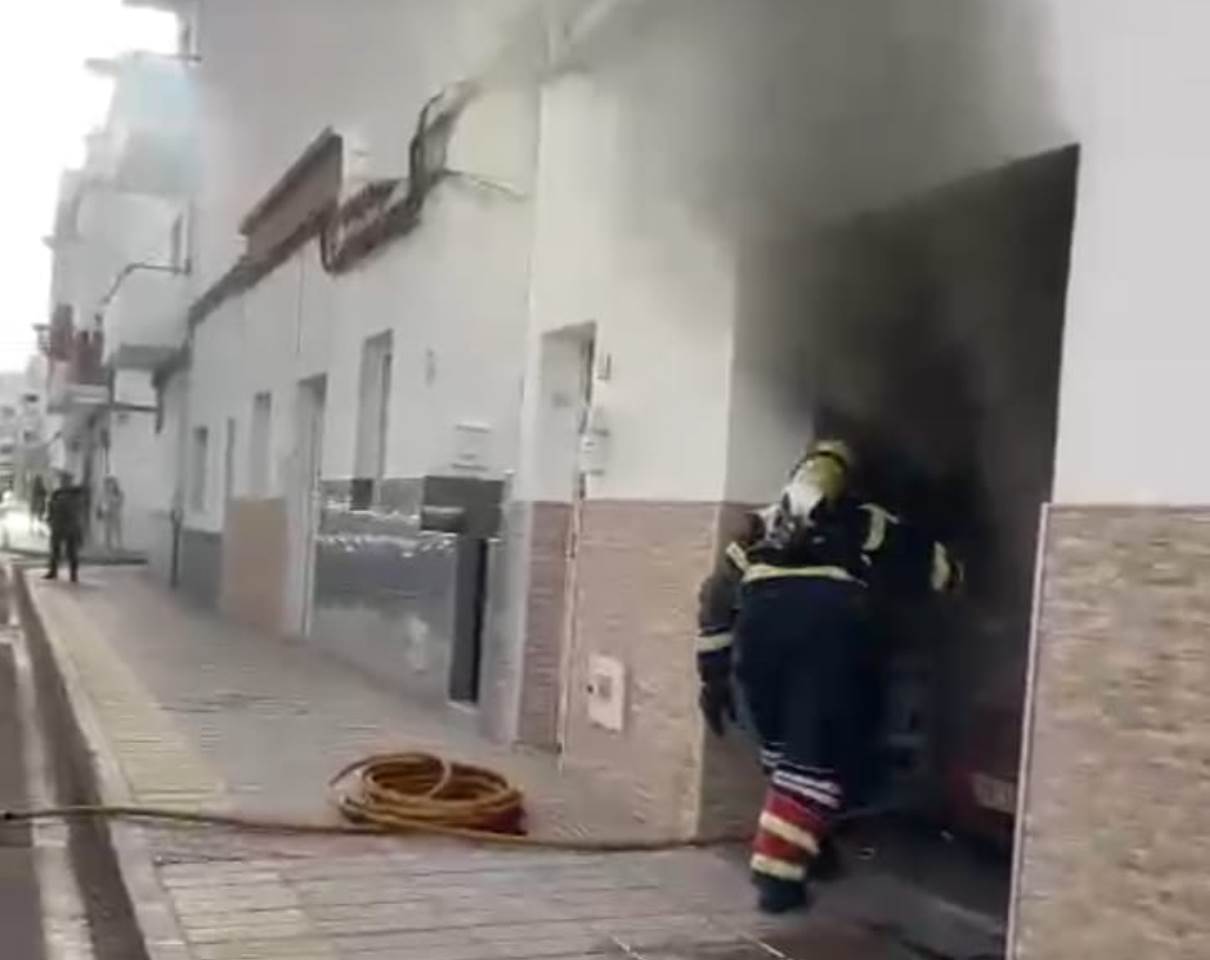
[730,145,1079,919]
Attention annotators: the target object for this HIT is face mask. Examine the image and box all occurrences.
[780,473,825,523]
[754,503,781,533]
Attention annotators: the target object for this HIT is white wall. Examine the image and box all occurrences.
[186,298,242,532]
[183,0,1210,520]
[106,409,164,550]
[700,0,1210,508]
[519,73,737,505]
[539,0,1210,510]
[101,193,188,360]
[1042,0,1210,504]
[72,191,129,322]
[71,141,191,552]
[190,0,535,293]
[518,0,1082,507]
[184,0,539,540]
[317,170,535,486]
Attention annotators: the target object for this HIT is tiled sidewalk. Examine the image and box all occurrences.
[25,567,901,960]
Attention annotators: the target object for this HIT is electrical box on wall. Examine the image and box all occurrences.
[452,421,491,473]
[586,654,626,732]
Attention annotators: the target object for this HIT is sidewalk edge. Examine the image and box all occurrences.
[17,567,192,960]
[5,545,148,566]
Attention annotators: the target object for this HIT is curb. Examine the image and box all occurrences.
[4,546,148,567]
[15,566,192,960]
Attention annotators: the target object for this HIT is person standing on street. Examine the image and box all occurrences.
[45,472,84,583]
[100,475,125,553]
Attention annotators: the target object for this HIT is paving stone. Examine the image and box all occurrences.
[29,570,884,960]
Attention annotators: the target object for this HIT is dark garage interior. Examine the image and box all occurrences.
[733,145,1080,935]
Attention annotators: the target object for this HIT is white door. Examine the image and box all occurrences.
[286,376,326,635]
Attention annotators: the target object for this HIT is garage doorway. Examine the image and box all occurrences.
[733,145,1080,913]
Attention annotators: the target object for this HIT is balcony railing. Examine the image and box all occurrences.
[71,329,106,386]
[37,304,75,361]
[46,329,108,413]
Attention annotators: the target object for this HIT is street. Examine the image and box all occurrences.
[0,555,1002,960]
[2,558,156,960]
[5,1,1210,956]
[0,564,44,960]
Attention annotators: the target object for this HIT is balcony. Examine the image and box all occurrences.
[103,265,188,371]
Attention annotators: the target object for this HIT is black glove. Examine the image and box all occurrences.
[697,645,736,737]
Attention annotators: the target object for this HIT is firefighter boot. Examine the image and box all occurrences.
[752,872,810,914]
[811,835,844,883]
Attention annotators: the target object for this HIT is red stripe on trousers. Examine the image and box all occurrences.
[753,827,812,866]
[766,786,830,838]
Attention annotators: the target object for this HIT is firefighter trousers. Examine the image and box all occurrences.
[735,577,871,884]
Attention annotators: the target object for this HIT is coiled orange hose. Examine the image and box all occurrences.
[329,751,526,835]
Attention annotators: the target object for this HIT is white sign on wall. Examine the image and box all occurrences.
[451,420,491,472]
[586,654,626,733]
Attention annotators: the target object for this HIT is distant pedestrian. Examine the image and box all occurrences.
[45,472,84,583]
[100,476,125,553]
[30,474,47,530]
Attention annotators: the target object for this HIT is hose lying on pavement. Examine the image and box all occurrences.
[0,750,750,852]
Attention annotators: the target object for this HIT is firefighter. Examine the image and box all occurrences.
[696,439,960,913]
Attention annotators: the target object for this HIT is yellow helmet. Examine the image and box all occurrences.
[805,438,856,474]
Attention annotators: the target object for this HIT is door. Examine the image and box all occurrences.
[286,376,326,635]
[554,330,596,755]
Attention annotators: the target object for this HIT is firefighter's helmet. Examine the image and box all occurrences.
[805,438,856,474]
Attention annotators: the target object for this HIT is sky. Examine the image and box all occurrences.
[0,0,177,372]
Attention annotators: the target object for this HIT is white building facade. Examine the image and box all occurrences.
[40,47,192,553]
[54,2,1210,954]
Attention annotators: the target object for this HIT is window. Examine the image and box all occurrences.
[354,332,392,481]
[249,392,271,497]
[190,426,209,512]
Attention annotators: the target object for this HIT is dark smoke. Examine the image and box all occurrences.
[545,0,1064,247]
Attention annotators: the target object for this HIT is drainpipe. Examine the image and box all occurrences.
[167,358,192,591]
[170,503,183,588]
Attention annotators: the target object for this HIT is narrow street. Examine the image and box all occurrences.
[0,566,44,959]
[1,558,151,960]
[0,555,1002,960]
[6,2,1210,957]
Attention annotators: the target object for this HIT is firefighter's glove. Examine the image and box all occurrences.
[697,645,736,737]
[949,557,965,593]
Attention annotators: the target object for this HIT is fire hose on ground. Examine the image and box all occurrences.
[0,750,751,852]
[1,752,1002,959]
